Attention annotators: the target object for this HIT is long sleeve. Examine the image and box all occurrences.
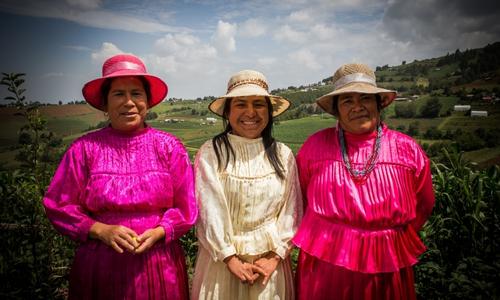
[43,140,95,242]
[296,144,311,210]
[412,157,435,231]
[195,143,236,261]
[159,139,198,243]
[274,150,303,259]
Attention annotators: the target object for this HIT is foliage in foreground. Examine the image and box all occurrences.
[415,149,500,299]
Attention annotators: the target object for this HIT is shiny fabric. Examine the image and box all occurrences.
[293,123,434,299]
[192,134,302,300]
[43,126,198,300]
[296,251,416,300]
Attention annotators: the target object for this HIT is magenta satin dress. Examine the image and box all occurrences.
[43,126,198,300]
[293,124,435,300]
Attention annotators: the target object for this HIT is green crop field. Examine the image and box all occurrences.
[1,100,499,167]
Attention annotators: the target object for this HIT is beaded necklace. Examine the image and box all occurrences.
[338,123,383,184]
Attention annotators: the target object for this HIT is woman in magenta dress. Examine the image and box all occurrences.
[293,63,435,299]
[43,54,197,300]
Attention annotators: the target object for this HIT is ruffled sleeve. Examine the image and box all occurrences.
[159,138,198,243]
[273,149,303,258]
[194,142,237,262]
[43,139,95,242]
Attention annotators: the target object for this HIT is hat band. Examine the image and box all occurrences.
[103,61,145,76]
[333,73,376,90]
[227,78,269,94]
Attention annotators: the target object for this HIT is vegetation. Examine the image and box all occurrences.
[1,42,500,298]
[416,150,500,299]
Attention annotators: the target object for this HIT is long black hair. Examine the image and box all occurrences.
[212,97,285,180]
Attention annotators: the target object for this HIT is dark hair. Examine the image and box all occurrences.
[100,76,152,108]
[212,97,285,180]
[331,93,382,116]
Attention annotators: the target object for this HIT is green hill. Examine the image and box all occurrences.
[1,42,500,168]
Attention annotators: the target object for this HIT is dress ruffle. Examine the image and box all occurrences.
[292,210,426,273]
[233,221,288,258]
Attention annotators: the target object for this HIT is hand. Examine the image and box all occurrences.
[89,222,139,254]
[254,252,281,285]
[134,227,165,254]
[224,255,265,285]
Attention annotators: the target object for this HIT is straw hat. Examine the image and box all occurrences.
[82,54,168,111]
[209,70,290,117]
[316,63,397,115]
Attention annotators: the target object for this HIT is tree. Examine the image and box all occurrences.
[394,102,417,118]
[419,98,442,118]
[0,73,70,298]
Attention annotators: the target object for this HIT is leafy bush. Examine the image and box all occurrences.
[394,102,417,118]
[415,149,500,299]
[420,97,442,118]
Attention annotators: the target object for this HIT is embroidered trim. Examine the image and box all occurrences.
[227,78,268,93]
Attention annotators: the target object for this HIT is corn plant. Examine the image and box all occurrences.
[416,148,500,299]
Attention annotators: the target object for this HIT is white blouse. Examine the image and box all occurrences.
[194,133,303,262]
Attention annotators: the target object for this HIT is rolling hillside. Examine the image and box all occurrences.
[1,42,499,168]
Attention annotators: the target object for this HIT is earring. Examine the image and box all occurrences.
[104,112,109,117]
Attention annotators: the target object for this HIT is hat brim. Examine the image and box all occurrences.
[316,82,397,115]
[82,73,168,111]
[209,84,290,117]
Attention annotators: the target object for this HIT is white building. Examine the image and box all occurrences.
[454,105,471,111]
[470,110,488,117]
[206,117,217,125]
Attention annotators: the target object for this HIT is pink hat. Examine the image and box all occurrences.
[82,54,168,111]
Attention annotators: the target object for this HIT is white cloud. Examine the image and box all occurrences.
[288,49,321,70]
[239,18,267,38]
[91,42,125,64]
[212,20,237,54]
[152,33,217,73]
[0,0,187,33]
[288,10,312,23]
[257,57,277,67]
[274,24,307,44]
[311,24,336,41]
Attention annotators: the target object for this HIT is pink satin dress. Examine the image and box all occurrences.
[293,124,435,300]
[43,126,198,300]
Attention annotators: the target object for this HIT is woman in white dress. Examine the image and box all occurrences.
[192,70,302,300]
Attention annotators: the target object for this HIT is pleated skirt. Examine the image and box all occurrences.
[295,251,417,300]
[68,240,189,300]
[191,247,294,300]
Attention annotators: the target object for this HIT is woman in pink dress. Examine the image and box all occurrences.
[293,63,435,299]
[43,54,197,300]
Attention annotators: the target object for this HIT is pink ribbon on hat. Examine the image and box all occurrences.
[103,61,145,76]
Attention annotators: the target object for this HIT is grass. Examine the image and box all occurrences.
[1,101,499,167]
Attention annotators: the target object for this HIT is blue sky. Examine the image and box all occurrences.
[1,0,499,104]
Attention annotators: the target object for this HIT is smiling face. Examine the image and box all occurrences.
[105,76,148,133]
[227,96,270,139]
[337,92,380,134]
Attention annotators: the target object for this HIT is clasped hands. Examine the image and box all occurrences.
[224,252,281,286]
[89,222,165,254]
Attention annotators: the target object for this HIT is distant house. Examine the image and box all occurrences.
[482,96,493,102]
[395,97,411,102]
[470,110,488,117]
[411,95,420,99]
[454,105,471,111]
[206,117,217,125]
